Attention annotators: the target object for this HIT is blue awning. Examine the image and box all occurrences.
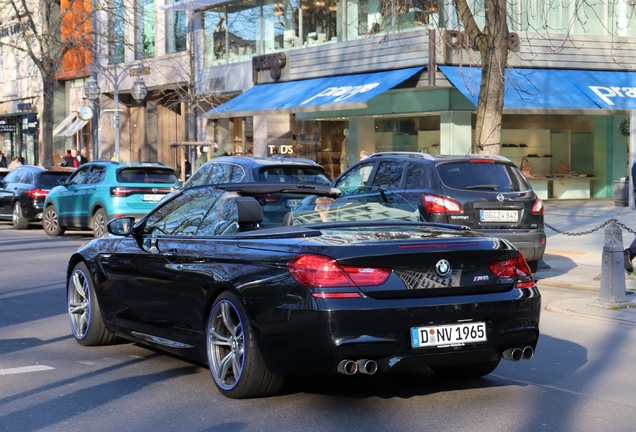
[206,67,424,118]
[439,66,636,110]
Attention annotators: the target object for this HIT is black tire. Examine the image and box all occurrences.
[13,201,29,229]
[206,291,284,399]
[92,208,108,238]
[67,262,118,346]
[430,359,500,379]
[43,204,65,236]
[527,260,539,274]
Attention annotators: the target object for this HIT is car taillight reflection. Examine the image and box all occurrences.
[487,254,534,288]
[28,189,48,199]
[287,254,391,298]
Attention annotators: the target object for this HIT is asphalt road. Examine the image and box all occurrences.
[2,222,636,432]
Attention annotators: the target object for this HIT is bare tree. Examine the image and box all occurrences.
[0,0,100,166]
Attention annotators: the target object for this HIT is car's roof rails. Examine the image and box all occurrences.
[369,151,436,160]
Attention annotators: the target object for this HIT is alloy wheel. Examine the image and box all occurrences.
[43,207,59,234]
[68,268,91,340]
[207,300,245,390]
[93,209,106,238]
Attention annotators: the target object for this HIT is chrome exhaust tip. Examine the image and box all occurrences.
[337,359,358,375]
[356,359,378,375]
[522,346,534,360]
[502,347,523,361]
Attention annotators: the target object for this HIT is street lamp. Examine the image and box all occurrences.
[84,63,148,161]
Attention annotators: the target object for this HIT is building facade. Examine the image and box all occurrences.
[177,0,636,199]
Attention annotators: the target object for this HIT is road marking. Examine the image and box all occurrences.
[0,365,55,376]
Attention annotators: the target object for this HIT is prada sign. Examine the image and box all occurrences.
[252,53,287,83]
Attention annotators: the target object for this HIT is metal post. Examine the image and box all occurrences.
[593,220,632,309]
[113,61,121,162]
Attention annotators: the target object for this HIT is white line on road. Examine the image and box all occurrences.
[0,365,55,376]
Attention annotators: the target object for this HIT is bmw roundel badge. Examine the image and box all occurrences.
[435,259,451,278]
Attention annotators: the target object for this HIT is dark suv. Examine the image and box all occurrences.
[183,156,332,223]
[334,152,545,271]
[0,165,75,229]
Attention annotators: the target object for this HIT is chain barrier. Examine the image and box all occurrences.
[545,218,636,237]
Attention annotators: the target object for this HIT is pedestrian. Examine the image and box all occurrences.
[211,142,227,158]
[76,149,89,166]
[359,150,368,160]
[62,150,75,167]
[0,151,7,168]
[8,156,22,170]
[195,146,208,170]
[111,150,123,162]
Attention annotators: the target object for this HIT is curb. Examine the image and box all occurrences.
[545,297,636,326]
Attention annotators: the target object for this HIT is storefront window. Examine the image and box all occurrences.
[227,1,259,62]
[262,0,301,51]
[301,0,338,45]
[354,0,439,37]
[109,0,126,63]
[166,0,187,54]
[374,117,440,153]
[203,8,228,66]
[136,0,156,59]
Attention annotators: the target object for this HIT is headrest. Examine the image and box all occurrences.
[235,196,263,224]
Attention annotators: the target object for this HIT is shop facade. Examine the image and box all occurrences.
[187,0,635,197]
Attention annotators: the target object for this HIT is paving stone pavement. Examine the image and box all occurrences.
[534,198,636,325]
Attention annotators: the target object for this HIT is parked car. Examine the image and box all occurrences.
[180,156,332,223]
[43,161,177,238]
[66,182,540,399]
[334,152,546,272]
[0,165,75,229]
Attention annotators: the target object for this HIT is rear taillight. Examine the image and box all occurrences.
[532,198,544,215]
[111,186,130,197]
[487,254,534,288]
[287,254,391,297]
[422,194,462,214]
[253,193,280,202]
[28,189,48,199]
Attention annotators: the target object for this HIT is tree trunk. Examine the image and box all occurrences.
[40,73,55,167]
[455,0,509,155]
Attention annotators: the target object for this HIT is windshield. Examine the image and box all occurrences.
[258,166,331,185]
[291,187,421,225]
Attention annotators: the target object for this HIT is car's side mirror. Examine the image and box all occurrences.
[107,217,135,236]
[174,180,184,190]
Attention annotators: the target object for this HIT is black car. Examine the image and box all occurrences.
[334,152,546,272]
[0,165,75,229]
[66,182,540,399]
[182,156,332,223]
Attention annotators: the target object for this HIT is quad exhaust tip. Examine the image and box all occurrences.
[502,346,534,361]
[337,359,378,375]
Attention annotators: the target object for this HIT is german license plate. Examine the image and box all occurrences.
[142,194,163,201]
[411,322,486,348]
[480,210,518,222]
[286,199,301,208]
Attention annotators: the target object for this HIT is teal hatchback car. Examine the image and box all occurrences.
[43,161,177,237]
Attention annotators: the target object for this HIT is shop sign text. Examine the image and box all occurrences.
[301,83,380,105]
[589,86,636,106]
[253,53,287,82]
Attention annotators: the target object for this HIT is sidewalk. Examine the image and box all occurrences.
[535,198,636,325]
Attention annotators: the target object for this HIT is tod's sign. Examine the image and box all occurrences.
[252,53,287,83]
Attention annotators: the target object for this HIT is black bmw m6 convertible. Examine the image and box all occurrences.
[66,183,540,399]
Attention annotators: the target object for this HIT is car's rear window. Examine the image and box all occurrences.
[436,161,530,192]
[39,172,71,188]
[117,168,177,184]
[258,166,331,185]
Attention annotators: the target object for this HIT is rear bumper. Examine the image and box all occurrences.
[473,228,546,262]
[250,288,541,376]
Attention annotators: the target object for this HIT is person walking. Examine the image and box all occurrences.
[62,150,75,167]
[8,156,22,170]
[195,146,208,170]
[76,149,89,166]
[0,151,7,168]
